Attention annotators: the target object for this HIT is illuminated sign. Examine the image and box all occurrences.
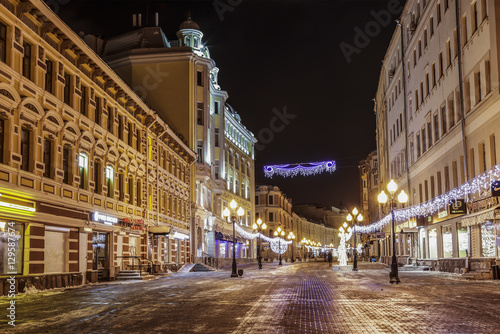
[93,212,118,225]
[438,210,449,219]
[172,231,189,240]
[0,193,36,212]
[450,199,466,214]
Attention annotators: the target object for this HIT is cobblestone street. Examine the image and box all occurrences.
[2,262,500,333]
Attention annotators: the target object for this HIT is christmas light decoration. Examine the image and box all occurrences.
[356,164,500,233]
[233,224,291,255]
[270,238,288,254]
[264,160,336,178]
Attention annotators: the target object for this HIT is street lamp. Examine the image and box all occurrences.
[273,226,285,265]
[223,199,245,278]
[346,208,363,271]
[287,231,296,263]
[252,218,267,269]
[378,179,408,284]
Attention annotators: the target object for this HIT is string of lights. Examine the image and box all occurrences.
[263,160,336,178]
[356,164,500,234]
[234,224,292,244]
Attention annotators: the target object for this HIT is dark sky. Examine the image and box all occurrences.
[56,0,405,209]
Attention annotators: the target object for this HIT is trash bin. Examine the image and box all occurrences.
[492,265,499,280]
[370,256,376,263]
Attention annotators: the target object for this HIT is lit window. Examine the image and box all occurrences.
[79,153,88,189]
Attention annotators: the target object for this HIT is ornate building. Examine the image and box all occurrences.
[0,0,195,294]
[96,14,257,265]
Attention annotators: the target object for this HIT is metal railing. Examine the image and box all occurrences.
[117,256,153,276]
[202,252,219,269]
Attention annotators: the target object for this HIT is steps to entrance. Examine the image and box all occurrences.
[116,270,157,281]
[462,269,492,280]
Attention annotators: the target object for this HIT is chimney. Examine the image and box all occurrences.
[133,14,137,27]
[138,14,142,27]
[155,12,159,27]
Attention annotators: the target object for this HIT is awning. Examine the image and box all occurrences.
[461,207,500,227]
[148,225,171,234]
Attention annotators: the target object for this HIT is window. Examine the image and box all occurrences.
[0,118,3,164]
[430,175,435,198]
[437,3,441,23]
[197,71,203,86]
[490,135,496,166]
[269,195,274,205]
[106,166,113,197]
[470,148,475,178]
[481,0,488,21]
[214,128,220,147]
[424,180,429,201]
[95,97,101,125]
[22,41,32,80]
[136,179,141,205]
[439,52,444,77]
[442,225,453,258]
[43,139,52,178]
[424,29,428,48]
[475,71,482,103]
[417,133,421,158]
[462,15,468,44]
[64,73,72,106]
[214,101,220,115]
[269,212,274,222]
[479,142,486,173]
[437,171,442,195]
[63,147,70,184]
[441,106,447,135]
[79,153,87,189]
[446,40,451,67]
[45,59,54,94]
[0,22,6,63]
[427,121,432,148]
[434,115,439,142]
[197,141,203,163]
[457,222,469,258]
[472,2,478,33]
[425,72,430,96]
[422,128,427,153]
[20,128,30,171]
[80,85,87,116]
[197,103,204,125]
[430,17,434,36]
[94,162,101,193]
[128,177,134,204]
[118,114,123,140]
[485,60,491,93]
[448,99,455,129]
[119,173,125,201]
[452,160,458,188]
[135,128,140,151]
[107,107,113,134]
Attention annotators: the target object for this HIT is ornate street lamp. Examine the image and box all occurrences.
[287,231,296,263]
[223,199,245,278]
[346,208,363,271]
[252,218,267,269]
[378,179,408,284]
[273,226,285,265]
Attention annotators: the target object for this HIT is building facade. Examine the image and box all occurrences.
[374,0,500,274]
[0,0,196,294]
[98,15,257,266]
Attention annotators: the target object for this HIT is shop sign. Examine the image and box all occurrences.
[121,218,145,230]
[491,181,500,197]
[438,209,449,219]
[449,199,466,214]
[467,197,499,214]
[172,231,189,240]
[0,193,35,212]
[93,212,118,225]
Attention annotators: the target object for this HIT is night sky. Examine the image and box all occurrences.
[56,0,405,209]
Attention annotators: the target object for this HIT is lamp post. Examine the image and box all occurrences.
[287,232,295,262]
[252,218,267,269]
[223,199,245,278]
[378,179,408,284]
[346,208,363,271]
[273,226,285,265]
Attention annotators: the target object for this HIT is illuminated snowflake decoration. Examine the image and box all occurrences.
[264,161,336,178]
[270,238,288,254]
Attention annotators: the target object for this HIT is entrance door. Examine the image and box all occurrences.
[45,231,67,273]
[117,235,123,270]
[92,232,109,280]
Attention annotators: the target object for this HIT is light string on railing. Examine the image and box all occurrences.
[356,164,500,234]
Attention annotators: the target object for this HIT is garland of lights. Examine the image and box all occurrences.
[234,224,291,255]
[264,160,336,178]
[337,231,348,266]
[356,164,500,234]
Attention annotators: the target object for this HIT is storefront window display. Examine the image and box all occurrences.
[481,221,495,258]
[442,225,453,258]
[429,229,438,259]
[0,221,23,275]
[219,242,226,258]
[457,222,469,258]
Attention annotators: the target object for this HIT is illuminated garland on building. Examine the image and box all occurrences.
[356,164,500,234]
[264,160,336,178]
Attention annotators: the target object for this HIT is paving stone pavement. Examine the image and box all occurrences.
[1,261,499,333]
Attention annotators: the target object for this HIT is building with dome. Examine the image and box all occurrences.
[96,14,258,266]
